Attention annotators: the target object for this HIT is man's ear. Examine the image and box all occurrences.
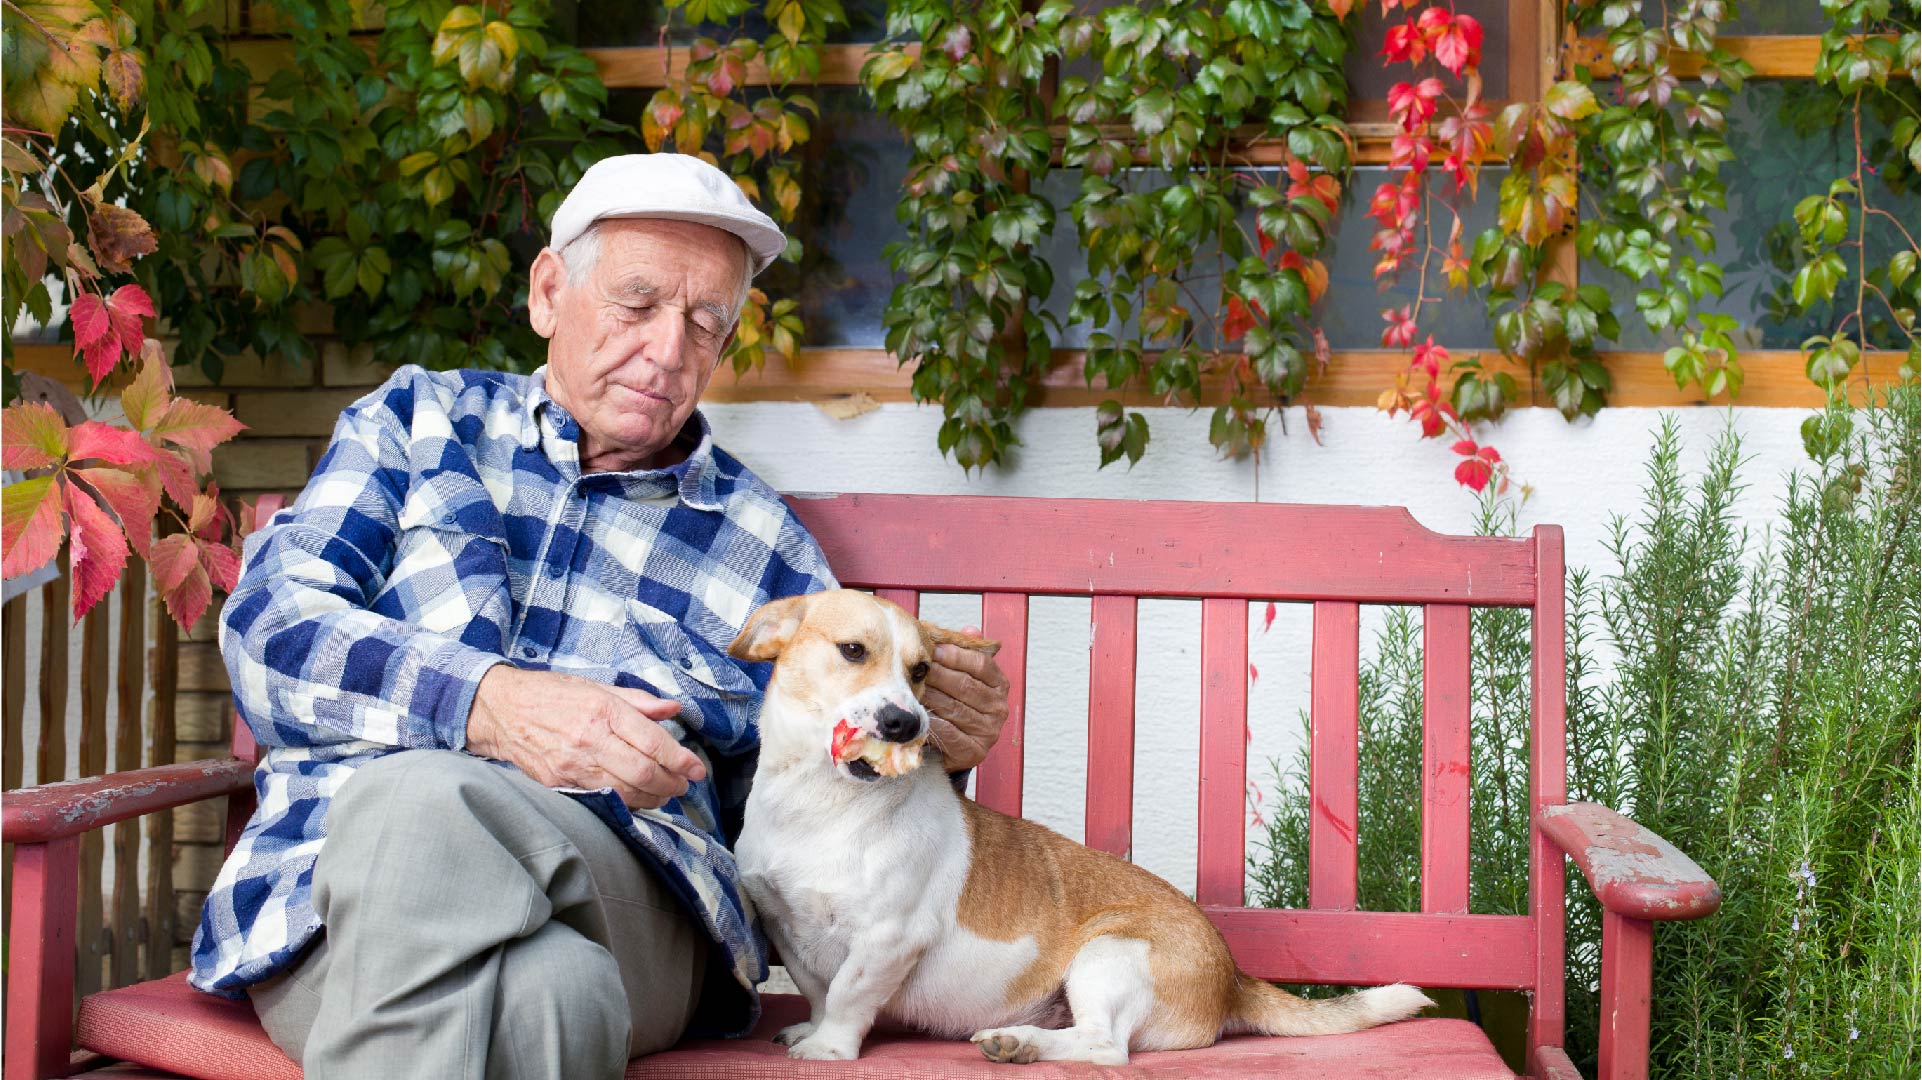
[923,622,1001,658]
[527,248,565,339]
[729,595,812,662]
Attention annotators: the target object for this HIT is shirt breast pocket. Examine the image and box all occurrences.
[384,471,513,647]
[625,599,763,754]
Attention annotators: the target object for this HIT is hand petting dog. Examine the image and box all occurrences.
[922,625,1010,773]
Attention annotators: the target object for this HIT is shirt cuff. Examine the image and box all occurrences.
[427,643,506,751]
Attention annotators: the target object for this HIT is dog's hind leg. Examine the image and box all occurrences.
[970,935,1156,1066]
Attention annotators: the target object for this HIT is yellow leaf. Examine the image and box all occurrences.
[484,20,519,65]
[817,391,880,420]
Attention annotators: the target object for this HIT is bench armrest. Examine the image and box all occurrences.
[1539,802,1721,921]
[1,757,255,845]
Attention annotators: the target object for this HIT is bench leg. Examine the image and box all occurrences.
[6,837,80,1080]
[1596,909,1653,1080]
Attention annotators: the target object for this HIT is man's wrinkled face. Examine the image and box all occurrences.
[529,217,747,473]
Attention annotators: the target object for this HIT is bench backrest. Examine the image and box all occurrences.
[788,493,1569,1057]
[221,491,1570,1056]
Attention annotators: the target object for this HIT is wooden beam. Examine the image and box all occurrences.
[11,340,1905,408]
[1568,35,1905,80]
[586,43,910,89]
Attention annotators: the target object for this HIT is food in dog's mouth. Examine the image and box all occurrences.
[830,718,923,778]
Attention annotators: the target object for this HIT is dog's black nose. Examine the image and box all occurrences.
[875,703,920,743]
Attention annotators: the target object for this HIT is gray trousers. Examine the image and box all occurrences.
[249,750,708,1080]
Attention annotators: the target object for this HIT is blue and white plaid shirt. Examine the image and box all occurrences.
[191,365,834,1036]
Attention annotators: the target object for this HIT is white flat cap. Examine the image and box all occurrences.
[548,154,787,275]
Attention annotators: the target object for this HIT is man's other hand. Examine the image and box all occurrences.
[466,666,707,809]
[923,625,1011,774]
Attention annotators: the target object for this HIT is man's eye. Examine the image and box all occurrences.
[909,662,929,682]
[839,642,867,662]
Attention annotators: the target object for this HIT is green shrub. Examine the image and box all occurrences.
[1250,387,1920,1076]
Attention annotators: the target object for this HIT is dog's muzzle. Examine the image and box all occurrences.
[875,702,922,743]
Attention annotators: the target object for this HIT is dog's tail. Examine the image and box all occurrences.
[1225,976,1433,1037]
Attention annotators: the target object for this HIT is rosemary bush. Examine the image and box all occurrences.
[1250,386,1920,1076]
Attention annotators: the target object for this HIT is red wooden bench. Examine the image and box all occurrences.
[3,495,1721,1080]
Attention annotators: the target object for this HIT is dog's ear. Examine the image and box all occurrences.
[922,622,1001,658]
[729,595,812,661]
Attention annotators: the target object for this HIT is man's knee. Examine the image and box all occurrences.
[491,923,630,1079]
[323,751,509,857]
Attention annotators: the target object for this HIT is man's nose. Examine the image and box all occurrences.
[875,702,920,743]
[640,314,688,372]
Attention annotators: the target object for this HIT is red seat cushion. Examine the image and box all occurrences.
[78,974,1515,1079]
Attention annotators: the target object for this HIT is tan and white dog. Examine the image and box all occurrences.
[729,589,1433,1065]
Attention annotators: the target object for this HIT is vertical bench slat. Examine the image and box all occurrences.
[112,568,146,988]
[78,604,111,998]
[973,593,1028,816]
[1422,603,1473,914]
[146,596,180,980]
[875,589,919,616]
[1528,525,1570,1070]
[1197,599,1248,905]
[1309,600,1360,910]
[1084,595,1137,859]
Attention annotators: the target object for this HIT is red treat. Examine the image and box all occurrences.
[831,718,861,763]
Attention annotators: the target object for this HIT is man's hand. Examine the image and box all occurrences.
[466,666,707,809]
[923,626,1011,773]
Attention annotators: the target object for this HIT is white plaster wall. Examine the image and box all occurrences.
[707,401,1819,898]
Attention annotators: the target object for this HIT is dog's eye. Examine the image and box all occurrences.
[838,642,867,662]
[909,662,929,682]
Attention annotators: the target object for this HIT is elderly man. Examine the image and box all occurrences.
[192,154,1011,1078]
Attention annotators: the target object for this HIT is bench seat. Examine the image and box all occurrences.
[76,973,1516,1080]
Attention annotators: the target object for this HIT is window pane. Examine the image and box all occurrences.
[1579,80,1917,351]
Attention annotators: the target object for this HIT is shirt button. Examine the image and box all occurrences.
[679,657,693,670]
[440,512,455,526]
[545,561,563,578]
[520,646,537,659]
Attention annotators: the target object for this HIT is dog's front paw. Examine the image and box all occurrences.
[772,1021,816,1047]
[972,1028,1042,1065]
[787,1032,860,1060]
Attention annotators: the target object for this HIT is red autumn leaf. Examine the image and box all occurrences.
[66,482,129,621]
[1248,662,1259,684]
[1388,78,1444,132]
[1305,402,1325,445]
[1415,6,1453,35]
[1382,20,1426,64]
[1263,601,1277,632]
[150,532,213,629]
[67,420,157,467]
[106,284,154,353]
[1413,337,1450,379]
[198,536,241,593]
[1455,455,1496,492]
[1257,230,1276,260]
[1325,0,1352,18]
[2,475,65,579]
[2,401,71,470]
[1434,15,1483,76]
[70,291,113,351]
[1222,295,1261,342]
[1381,305,1418,348]
[1452,438,1480,457]
[152,448,200,511]
[1389,132,1434,171]
[73,466,161,560]
[1477,444,1502,464]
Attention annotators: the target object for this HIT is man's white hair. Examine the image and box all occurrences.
[559,220,754,319]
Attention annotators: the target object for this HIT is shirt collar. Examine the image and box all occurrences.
[523,367,726,512]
